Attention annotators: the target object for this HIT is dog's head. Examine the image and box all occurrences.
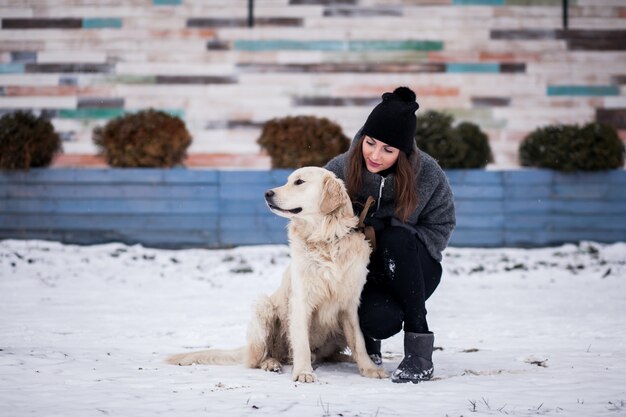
[265,167,353,220]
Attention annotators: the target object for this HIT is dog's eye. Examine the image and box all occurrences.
[294,179,305,185]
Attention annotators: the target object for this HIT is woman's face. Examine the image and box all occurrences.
[361,136,400,173]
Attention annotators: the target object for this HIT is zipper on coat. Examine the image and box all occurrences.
[376,176,386,211]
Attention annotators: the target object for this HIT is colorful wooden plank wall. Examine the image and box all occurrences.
[0,0,625,168]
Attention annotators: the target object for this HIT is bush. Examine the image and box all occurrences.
[519,122,625,171]
[257,115,350,168]
[414,110,493,169]
[0,111,62,170]
[93,109,192,168]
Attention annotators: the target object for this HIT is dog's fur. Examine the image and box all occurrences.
[167,167,387,382]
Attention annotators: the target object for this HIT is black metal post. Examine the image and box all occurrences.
[562,0,568,30]
[248,0,254,28]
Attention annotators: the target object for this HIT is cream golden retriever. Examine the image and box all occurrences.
[167,167,387,382]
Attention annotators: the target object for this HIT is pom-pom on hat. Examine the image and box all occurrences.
[361,86,419,154]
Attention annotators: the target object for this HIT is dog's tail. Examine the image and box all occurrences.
[166,347,245,366]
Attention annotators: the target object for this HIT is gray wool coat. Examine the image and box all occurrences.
[324,133,456,262]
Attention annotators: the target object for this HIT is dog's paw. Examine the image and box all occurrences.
[360,366,389,379]
[166,354,195,366]
[260,358,282,373]
[293,371,317,383]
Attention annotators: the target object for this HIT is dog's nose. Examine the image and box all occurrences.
[265,190,274,198]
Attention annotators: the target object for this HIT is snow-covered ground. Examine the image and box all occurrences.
[1,239,625,417]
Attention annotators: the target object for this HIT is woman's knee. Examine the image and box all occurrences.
[359,304,404,340]
[377,226,417,253]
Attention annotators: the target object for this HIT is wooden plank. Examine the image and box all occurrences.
[450,184,504,199]
[0,198,220,215]
[549,200,626,214]
[552,170,626,185]
[220,215,288,231]
[444,170,503,185]
[0,169,218,184]
[219,184,273,201]
[220,229,287,246]
[456,214,505,228]
[546,229,626,244]
[503,199,551,214]
[453,200,503,214]
[448,228,505,247]
[504,185,551,199]
[503,170,553,184]
[0,184,219,199]
[506,214,626,230]
[0,214,219,231]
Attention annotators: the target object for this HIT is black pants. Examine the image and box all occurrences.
[359,226,442,339]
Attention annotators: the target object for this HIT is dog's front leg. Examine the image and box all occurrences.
[341,310,388,379]
[288,283,316,383]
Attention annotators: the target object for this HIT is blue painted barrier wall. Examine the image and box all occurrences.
[1,169,625,248]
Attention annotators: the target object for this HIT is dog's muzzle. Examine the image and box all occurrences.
[264,190,303,214]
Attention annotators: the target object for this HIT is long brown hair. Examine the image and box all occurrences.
[346,136,418,222]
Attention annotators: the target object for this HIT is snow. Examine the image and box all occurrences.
[1,239,625,417]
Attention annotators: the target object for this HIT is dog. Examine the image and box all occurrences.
[167,166,387,382]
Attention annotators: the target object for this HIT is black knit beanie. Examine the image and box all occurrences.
[361,86,419,154]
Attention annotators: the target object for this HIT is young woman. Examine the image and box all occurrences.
[325,87,456,383]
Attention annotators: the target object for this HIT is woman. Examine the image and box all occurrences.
[325,86,456,383]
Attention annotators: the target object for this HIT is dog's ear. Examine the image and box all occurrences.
[320,174,349,215]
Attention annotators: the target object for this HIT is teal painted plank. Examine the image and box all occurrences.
[547,85,619,96]
[446,63,500,73]
[58,108,125,119]
[0,63,25,74]
[82,18,123,29]
[233,40,442,52]
[0,198,220,215]
[1,184,218,199]
[453,0,504,5]
[153,0,182,5]
[57,108,184,120]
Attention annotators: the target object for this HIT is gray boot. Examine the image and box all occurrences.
[391,332,434,383]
